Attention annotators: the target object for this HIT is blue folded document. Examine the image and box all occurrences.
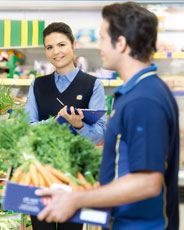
[57,109,106,125]
[3,181,111,228]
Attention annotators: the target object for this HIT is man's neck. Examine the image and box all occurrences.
[118,57,150,83]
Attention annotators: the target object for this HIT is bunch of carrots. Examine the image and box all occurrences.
[11,160,99,191]
[0,181,5,186]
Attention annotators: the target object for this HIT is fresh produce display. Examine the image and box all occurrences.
[0,170,6,178]
[0,203,22,230]
[22,214,32,230]
[0,108,102,187]
[0,217,21,230]
[0,203,31,230]
[11,160,99,190]
[0,85,14,114]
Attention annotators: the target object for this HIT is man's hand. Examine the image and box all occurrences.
[36,188,79,223]
[55,106,84,129]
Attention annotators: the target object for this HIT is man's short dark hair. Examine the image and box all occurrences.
[102,2,158,62]
[43,22,75,45]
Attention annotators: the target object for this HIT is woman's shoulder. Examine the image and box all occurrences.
[35,72,55,82]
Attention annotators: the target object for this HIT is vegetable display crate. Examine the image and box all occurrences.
[84,224,102,230]
[0,213,23,230]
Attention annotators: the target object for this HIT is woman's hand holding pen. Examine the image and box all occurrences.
[55,106,84,129]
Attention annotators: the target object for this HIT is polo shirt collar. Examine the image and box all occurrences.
[54,67,80,82]
[114,64,158,95]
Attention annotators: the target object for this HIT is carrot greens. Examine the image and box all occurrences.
[0,109,102,181]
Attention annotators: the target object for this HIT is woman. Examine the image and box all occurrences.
[25,22,106,230]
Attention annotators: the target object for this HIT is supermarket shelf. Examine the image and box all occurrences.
[1,78,184,89]
[76,50,184,59]
[1,78,123,87]
[101,79,123,87]
[0,78,32,86]
[0,45,44,50]
[153,52,184,59]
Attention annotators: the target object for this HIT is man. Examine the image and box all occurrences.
[36,2,180,229]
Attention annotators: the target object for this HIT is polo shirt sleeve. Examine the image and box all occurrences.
[123,98,169,173]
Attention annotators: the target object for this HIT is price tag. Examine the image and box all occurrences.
[80,208,108,224]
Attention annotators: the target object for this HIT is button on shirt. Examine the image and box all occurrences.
[25,68,106,144]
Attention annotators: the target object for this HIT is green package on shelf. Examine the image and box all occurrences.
[7,54,23,67]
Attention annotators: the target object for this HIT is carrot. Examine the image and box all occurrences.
[93,181,100,189]
[23,171,31,185]
[44,164,71,184]
[34,162,53,187]
[19,172,28,185]
[77,172,92,190]
[77,185,85,191]
[37,172,46,187]
[44,168,64,185]
[69,181,78,191]
[35,162,62,187]
[29,164,39,186]
[11,165,24,183]
[0,181,5,185]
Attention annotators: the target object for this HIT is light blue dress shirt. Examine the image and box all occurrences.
[25,67,106,144]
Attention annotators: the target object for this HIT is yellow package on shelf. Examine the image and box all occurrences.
[153,52,167,59]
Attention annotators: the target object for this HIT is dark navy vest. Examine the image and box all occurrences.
[34,70,96,121]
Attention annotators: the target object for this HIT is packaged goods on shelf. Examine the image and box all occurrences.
[76,29,98,48]
[96,68,116,80]
[77,56,88,73]
[34,60,54,76]
[13,66,36,79]
[0,53,24,79]
[161,76,184,91]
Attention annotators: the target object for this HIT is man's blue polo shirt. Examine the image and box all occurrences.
[100,64,179,230]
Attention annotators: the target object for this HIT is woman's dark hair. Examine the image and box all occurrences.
[43,22,75,45]
[102,2,158,62]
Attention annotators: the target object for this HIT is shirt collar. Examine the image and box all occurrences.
[114,63,157,95]
[54,67,80,82]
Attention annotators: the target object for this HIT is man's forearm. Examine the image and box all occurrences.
[73,172,163,209]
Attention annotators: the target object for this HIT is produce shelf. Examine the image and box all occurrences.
[0,78,32,86]
[153,52,184,59]
[1,76,184,88]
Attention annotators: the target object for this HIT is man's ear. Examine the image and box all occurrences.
[72,40,77,50]
[117,36,127,53]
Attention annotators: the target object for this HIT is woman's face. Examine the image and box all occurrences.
[44,32,76,75]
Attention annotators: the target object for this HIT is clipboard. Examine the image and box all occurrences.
[57,109,106,125]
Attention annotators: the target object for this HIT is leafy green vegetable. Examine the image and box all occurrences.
[0,109,102,181]
[0,85,14,114]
